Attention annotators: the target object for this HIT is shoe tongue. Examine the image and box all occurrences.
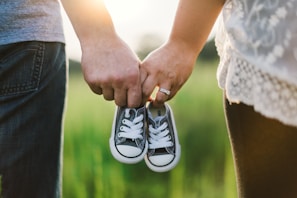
[148,104,167,127]
[153,116,165,127]
[125,108,136,120]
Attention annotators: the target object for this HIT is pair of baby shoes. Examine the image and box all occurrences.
[109,102,181,172]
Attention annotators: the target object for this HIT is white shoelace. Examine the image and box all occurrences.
[148,122,173,149]
[118,109,144,140]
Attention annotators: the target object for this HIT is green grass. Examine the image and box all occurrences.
[63,60,237,198]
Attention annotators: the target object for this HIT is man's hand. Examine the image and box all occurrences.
[61,0,142,107]
[81,35,142,108]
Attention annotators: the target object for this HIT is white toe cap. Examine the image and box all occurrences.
[117,145,142,157]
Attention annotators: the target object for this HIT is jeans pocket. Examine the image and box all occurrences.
[0,42,44,97]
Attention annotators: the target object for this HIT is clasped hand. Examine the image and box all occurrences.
[81,37,195,108]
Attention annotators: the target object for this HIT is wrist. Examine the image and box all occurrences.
[166,37,199,62]
[79,28,118,51]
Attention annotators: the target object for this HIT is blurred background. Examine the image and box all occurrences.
[62,0,237,197]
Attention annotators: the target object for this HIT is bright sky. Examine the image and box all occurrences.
[62,0,179,61]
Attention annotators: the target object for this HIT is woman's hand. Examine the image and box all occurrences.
[140,40,197,106]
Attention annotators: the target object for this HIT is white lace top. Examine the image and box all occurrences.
[215,0,297,127]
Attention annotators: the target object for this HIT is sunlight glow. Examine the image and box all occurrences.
[63,0,179,60]
[104,0,147,21]
[103,0,179,48]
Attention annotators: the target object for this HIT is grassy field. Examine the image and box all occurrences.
[63,60,237,198]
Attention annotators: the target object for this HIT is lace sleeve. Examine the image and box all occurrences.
[215,0,297,127]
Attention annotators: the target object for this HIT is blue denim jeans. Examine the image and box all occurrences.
[0,42,67,198]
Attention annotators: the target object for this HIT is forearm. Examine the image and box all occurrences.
[60,0,117,47]
[61,0,143,107]
[169,0,225,55]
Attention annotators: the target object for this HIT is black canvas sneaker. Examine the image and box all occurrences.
[109,106,148,164]
[145,102,181,172]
